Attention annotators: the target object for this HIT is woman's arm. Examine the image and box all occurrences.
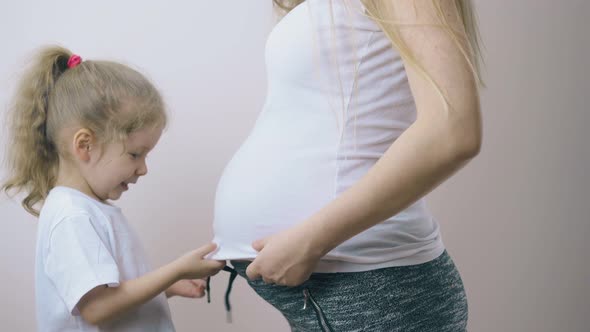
[302,0,482,252]
[246,0,482,286]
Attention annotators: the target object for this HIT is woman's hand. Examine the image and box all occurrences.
[246,225,324,286]
[165,279,207,298]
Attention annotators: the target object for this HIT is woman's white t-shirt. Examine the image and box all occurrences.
[210,0,445,272]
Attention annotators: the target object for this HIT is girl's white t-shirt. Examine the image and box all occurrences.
[210,0,444,272]
[35,186,175,332]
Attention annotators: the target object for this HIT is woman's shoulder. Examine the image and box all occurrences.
[276,0,381,32]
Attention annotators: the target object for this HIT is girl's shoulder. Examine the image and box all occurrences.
[39,186,121,234]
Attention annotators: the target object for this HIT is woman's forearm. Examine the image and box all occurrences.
[302,116,481,257]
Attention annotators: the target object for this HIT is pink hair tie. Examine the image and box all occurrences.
[67,54,82,69]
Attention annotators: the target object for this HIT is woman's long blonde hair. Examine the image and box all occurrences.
[272,0,483,85]
[1,46,167,216]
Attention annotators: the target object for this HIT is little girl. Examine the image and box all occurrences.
[1,46,225,331]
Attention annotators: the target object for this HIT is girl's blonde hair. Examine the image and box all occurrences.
[1,46,167,216]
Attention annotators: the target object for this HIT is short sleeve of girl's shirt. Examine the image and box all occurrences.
[44,214,120,315]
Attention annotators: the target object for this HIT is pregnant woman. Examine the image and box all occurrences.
[209,0,482,330]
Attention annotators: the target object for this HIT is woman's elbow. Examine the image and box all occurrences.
[448,111,483,161]
[454,134,481,160]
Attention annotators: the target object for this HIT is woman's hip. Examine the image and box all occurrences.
[231,250,468,332]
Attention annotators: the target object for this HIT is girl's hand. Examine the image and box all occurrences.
[165,279,207,298]
[246,226,324,286]
[174,243,226,280]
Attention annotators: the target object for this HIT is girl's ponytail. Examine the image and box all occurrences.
[2,46,72,216]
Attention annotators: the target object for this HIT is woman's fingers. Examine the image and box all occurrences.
[246,262,261,280]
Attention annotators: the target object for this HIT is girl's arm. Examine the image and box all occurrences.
[77,244,224,326]
[164,279,207,299]
[246,0,482,286]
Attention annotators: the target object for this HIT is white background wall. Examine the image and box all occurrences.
[0,1,588,331]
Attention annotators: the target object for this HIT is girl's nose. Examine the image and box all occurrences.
[137,160,148,176]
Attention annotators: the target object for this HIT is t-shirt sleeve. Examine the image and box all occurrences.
[44,214,120,315]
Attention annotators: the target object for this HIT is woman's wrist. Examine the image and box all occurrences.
[298,218,338,259]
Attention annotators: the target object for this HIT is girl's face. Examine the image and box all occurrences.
[84,125,163,201]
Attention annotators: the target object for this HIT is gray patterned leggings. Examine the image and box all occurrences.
[231,250,468,332]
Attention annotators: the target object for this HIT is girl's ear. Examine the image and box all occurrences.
[72,128,95,162]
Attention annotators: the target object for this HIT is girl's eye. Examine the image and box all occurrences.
[129,153,139,159]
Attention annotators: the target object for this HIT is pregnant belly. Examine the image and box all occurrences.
[209,141,337,260]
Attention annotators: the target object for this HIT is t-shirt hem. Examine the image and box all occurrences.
[313,244,446,273]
